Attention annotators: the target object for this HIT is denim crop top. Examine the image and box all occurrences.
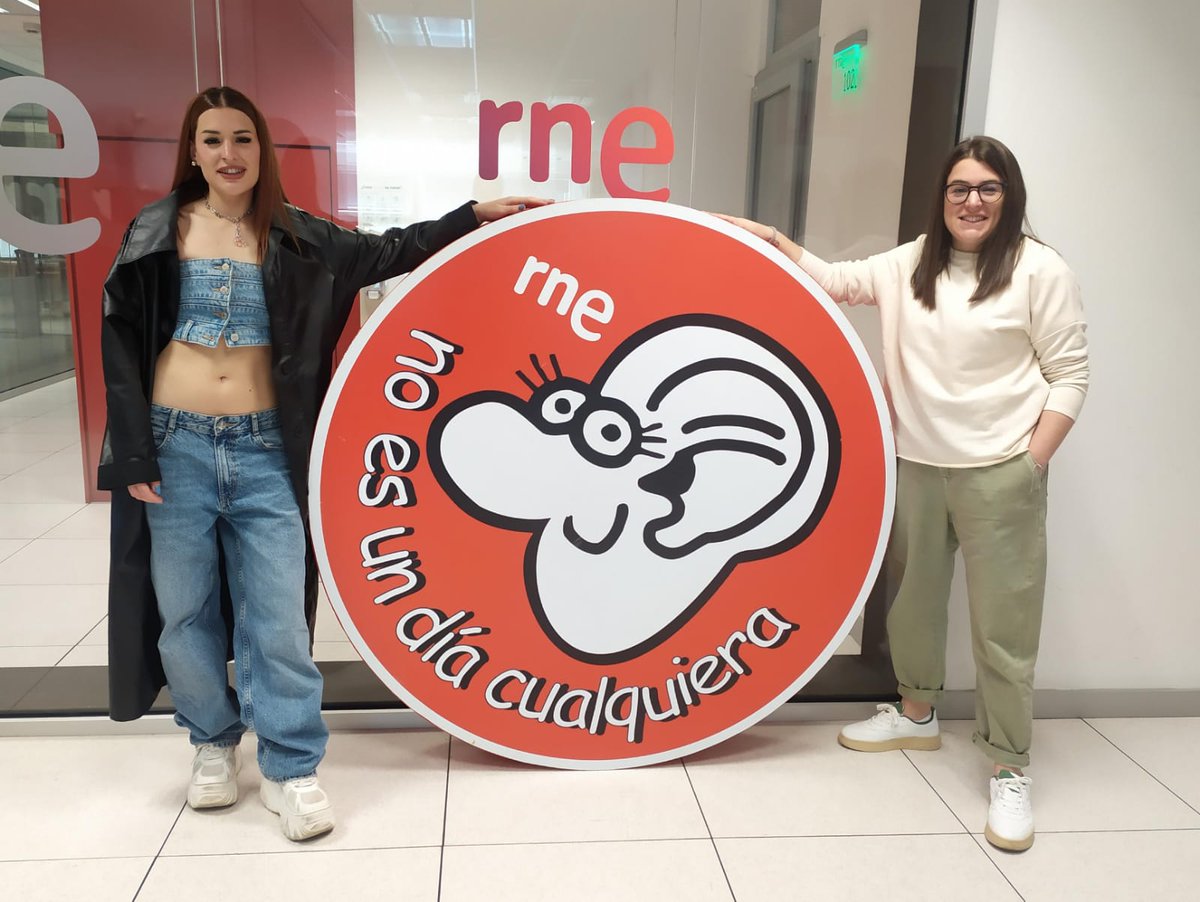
[173,258,270,348]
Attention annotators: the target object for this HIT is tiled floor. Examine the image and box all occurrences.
[1,719,1198,900]
[4,380,1199,899]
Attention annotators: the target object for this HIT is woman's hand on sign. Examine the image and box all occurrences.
[709,212,803,264]
[128,481,163,504]
[473,197,555,224]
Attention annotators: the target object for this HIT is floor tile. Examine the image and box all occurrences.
[79,616,107,646]
[0,646,68,667]
[41,502,110,540]
[0,415,33,432]
[58,644,109,666]
[0,857,152,902]
[441,839,732,902]
[0,734,188,859]
[0,538,109,584]
[0,502,84,538]
[0,450,50,476]
[0,395,52,416]
[0,584,106,646]
[907,720,1200,833]
[718,835,1019,902]
[141,847,441,902]
[982,829,1200,902]
[0,389,74,416]
[161,729,450,855]
[5,414,81,436]
[0,453,87,503]
[1086,717,1200,813]
[0,537,30,561]
[684,723,963,837]
[0,431,78,455]
[444,739,709,845]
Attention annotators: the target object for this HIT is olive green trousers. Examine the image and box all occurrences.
[887,454,1048,768]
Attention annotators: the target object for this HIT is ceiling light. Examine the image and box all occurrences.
[12,0,40,12]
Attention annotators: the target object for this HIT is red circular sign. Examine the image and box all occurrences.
[311,201,893,768]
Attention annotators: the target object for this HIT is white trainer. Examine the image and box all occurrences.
[260,776,336,841]
[837,702,941,752]
[986,771,1034,851]
[188,743,240,809]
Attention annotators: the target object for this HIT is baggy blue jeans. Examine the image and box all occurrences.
[145,404,328,782]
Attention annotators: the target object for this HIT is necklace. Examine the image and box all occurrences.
[203,197,254,248]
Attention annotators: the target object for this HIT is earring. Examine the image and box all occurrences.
[191,160,198,167]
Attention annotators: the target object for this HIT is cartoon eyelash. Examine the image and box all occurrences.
[517,353,562,394]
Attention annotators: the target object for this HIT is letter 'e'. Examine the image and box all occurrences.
[601,106,674,201]
[0,77,100,254]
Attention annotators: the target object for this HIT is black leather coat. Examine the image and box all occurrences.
[98,192,479,720]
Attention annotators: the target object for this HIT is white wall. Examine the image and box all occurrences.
[943,0,1200,692]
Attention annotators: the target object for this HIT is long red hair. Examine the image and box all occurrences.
[171,86,291,259]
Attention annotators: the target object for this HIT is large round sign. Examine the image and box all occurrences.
[311,200,893,768]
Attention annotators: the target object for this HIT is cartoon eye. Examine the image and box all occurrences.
[540,388,587,426]
[580,407,635,461]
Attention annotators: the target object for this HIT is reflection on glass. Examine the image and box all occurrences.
[0,7,72,395]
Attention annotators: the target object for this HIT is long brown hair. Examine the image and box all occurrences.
[910,135,1031,310]
[170,86,290,259]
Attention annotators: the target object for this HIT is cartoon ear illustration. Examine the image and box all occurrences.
[429,315,839,663]
[596,319,838,564]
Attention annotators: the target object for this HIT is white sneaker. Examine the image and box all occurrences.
[188,743,240,809]
[986,771,1034,851]
[260,776,336,841]
[837,702,941,752]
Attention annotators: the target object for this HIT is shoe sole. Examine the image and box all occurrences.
[260,784,335,842]
[985,824,1034,852]
[188,750,241,809]
[188,784,238,809]
[837,734,942,752]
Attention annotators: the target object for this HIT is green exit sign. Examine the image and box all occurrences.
[832,30,867,95]
[833,43,863,94]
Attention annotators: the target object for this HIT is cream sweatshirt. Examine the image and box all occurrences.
[800,237,1089,467]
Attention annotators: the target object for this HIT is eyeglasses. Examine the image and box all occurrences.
[944,181,1005,204]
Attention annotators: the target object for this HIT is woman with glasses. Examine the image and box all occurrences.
[716,135,1088,852]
